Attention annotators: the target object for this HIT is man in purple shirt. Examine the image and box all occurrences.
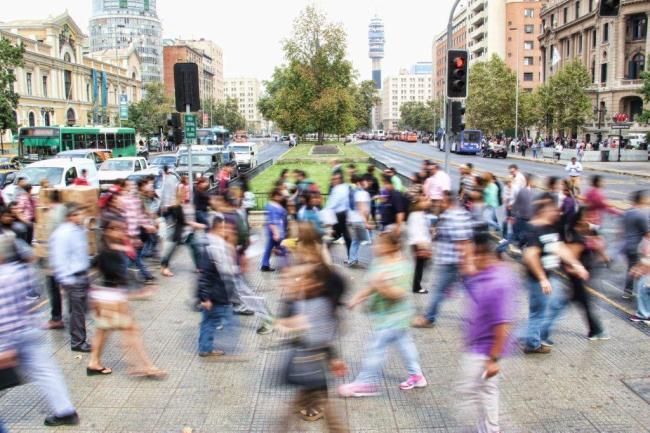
[457,224,517,433]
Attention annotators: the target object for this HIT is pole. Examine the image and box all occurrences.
[444,0,462,173]
[618,130,622,162]
[515,30,520,140]
[186,104,193,202]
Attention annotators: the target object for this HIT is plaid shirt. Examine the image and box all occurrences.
[120,193,150,238]
[434,207,475,265]
[0,262,37,352]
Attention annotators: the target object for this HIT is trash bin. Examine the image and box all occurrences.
[600,150,610,161]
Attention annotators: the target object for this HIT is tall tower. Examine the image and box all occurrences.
[368,15,385,89]
[89,0,163,86]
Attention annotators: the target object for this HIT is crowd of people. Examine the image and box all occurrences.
[0,151,648,432]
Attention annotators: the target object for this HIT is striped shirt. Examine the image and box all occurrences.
[120,193,150,238]
[434,207,475,265]
[0,262,37,352]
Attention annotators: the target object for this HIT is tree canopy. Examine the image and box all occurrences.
[125,82,172,138]
[638,70,650,124]
[398,100,441,133]
[543,60,592,135]
[201,97,247,132]
[0,38,24,136]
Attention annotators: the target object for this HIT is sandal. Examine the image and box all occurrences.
[299,406,324,422]
[86,366,112,376]
[129,367,167,379]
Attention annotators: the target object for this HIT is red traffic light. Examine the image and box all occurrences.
[453,56,466,69]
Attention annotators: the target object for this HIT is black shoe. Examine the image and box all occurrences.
[260,266,276,272]
[234,308,254,316]
[44,412,79,426]
[71,344,91,353]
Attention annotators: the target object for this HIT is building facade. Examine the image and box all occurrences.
[89,0,163,86]
[162,42,212,103]
[180,39,224,102]
[0,12,142,143]
[432,9,467,101]
[506,0,546,91]
[467,0,507,64]
[224,77,264,134]
[381,69,433,130]
[539,0,649,136]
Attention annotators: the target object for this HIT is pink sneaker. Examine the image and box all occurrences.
[337,382,380,397]
[399,374,427,390]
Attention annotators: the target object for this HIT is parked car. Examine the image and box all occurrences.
[149,154,178,170]
[421,135,430,144]
[229,142,259,169]
[0,154,23,170]
[482,143,508,159]
[0,168,18,190]
[2,158,99,203]
[98,156,149,189]
[175,151,222,185]
[56,149,113,168]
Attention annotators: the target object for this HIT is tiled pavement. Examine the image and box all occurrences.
[2,236,650,433]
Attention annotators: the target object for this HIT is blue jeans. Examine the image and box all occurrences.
[523,276,562,350]
[197,304,239,354]
[540,278,569,344]
[512,218,530,247]
[131,247,153,280]
[261,232,285,268]
[355,328,422,385]
[636,276,650,319]
[425,264,460,323]
[482,206,501,234]
[12,329,76,417]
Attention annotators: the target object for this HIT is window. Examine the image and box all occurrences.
[524,56,534,65]
[26,72,32,95]
[42,75,48,97]
[524,41,534,50]
[523,72,534,82]
[592,29,597,48]
[627,15,648,41]
[64,70,72,100]
[601,63,608,83]
[524,8,534,18]
[603,23,609,42]
[589,0,594,12]
[28,112,35,127]
[551,14,556,27]
[524,24,534,34]
[563,7,568,24]
[575,1,580,19]
[119,0,128,8]
[591,59,596,83]
[628,53,646,79]
[144,0,149,10]
[578,34,583,53]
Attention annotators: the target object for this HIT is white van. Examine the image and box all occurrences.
[2,158,99,203]
[229,142,259,169]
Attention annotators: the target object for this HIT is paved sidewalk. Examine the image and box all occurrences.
[1,237,650,433]
[508,153,650,178]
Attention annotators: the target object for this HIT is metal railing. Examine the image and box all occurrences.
[368,157,413,188]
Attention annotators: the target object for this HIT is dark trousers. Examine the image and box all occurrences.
[569,275,603,337]
[47,275,62,322]
[333,212,351,256]
[412,247,429,292]
[512,218,530,247]
[625,252,639,295]
[61,279,89,348]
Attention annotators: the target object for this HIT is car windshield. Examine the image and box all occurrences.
[18,167,63,185]
[150,156,176,166]
[178,155,213,165]
[100,160,134,171]
[230,146,251,154]
[0,157,13,164]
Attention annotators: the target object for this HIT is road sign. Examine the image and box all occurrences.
[611,123,632,130]
[119,94,128,120]
[184,114,197,139]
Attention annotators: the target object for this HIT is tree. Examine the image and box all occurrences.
[398,100,441,132]
[465,54,516,135]
[546,61,592,136]
[258,5,355,143]
[351,80,379,131]
[0,38,24,148]
[125,82,172,138]
[638,70,650,124]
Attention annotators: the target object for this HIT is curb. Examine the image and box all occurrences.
[507,154,650,179]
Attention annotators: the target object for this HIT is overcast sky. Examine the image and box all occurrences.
[2,0,458,82]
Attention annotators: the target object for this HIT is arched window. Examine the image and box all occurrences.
[44,112,51,126]
[628,53,645,79]
[66,108,76,126]
[28,112,35,127]
[12,110,17,126]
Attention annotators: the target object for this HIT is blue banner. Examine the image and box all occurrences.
[91,69,98,103]
[101,71,108,107]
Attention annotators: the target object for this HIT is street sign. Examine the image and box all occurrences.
[611,123,632,130]
[119,94,128,120]
[184,114,197,140]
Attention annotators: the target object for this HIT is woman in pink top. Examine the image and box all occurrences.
[584,175,621,227]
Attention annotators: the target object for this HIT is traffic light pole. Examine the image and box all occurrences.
[444,0,462,173]
[187,104,193,202]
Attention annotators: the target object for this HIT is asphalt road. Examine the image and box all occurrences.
[255,139,290,162]
[359,139,644,319]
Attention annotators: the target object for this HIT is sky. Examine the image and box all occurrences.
[2,0,458,82]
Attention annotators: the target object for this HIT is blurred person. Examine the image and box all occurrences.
[278,222,348,430]
[261,187,288,272]
[457,224,516,433]
[379,174,406,234]
[629,231,650,324]
[217,162,236,195]
[159,165,179,215]
[40,190,67,330]
[138,177,159,259]
[49,202,92,352]
[584,175,621,228]
[193,177,211,226]
[122,179,157,283]
[160,189,206,277]
[386,167,405,193]
[87,218,166,378]
[339,231,427,397]
[511,173,535,247]
[346,163,357,182]
[406,172,424,203]
[565,157,583,195]
[0,230,80,427]
[521,195,588,354]
[240,174,257,219]
[363,165,381,223]
[14,182,35,244]
[621,190,649,298]
[407,196,432,294]
[546,176,563,207]
[325,173,352,258]
[413,191,474,328]
[482,173,501,234]
[297,192,325,237]
[347,175,371,267]
[72,168,90,186]
[560,180,579,240]
[178,175,191,204]
[423,162,451,214]
[196,214,240,357]
[458,164,475,207]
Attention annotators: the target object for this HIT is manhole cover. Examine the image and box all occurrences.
[623,378,650,405]
[311,145,339,155]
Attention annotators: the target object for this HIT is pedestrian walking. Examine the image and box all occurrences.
[261,187,288,272]
[565,157,583,196]
[621,190,649,298]
[347,175,371,267]
[49,203,92,352]
[629,231,650,324]
[511,173,535,246]
[422,162,451,215]
[407,196,432,294]
[339,231,427,397]
[378,174,407,234]
[584,175,622,228]
[325,172,352,258]
[363,165,381,223]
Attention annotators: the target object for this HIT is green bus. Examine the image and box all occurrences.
[17,126,137,161]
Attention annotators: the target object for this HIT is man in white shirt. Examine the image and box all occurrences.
[347,175,371,266]
[423,162,451,214]
[565,157,583,194]
[507,164,527,208]
[326,173,352,259]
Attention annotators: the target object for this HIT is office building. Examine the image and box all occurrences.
[224,77,264,134]
[506,0,546,91]
[432,9,467,100]
[179,39,224,102]
[162,42,213,103]
[467,0,507,64]
[381,70,433,130]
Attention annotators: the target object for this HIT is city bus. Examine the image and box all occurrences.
[451,129,482,155]
[17,126,137,162]
[197,126,230,146]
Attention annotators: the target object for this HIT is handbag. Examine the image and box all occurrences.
[90,287,133,330]
[0,350,22,391]
[284,346,328,390]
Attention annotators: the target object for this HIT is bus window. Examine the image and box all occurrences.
[116,134,124,149]
[127,133,135,147]
[73,134,86,149]
[62,133,73,151]
[106,134,116,149]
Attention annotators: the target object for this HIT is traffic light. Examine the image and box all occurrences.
[598,0,620,17]
[167,112,181,128]
[447,49,469,98]
[450,101,465,134]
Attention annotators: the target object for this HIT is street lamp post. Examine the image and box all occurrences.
[509,27,520,140]
[443,0,463,173]
[115,24,125,127]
